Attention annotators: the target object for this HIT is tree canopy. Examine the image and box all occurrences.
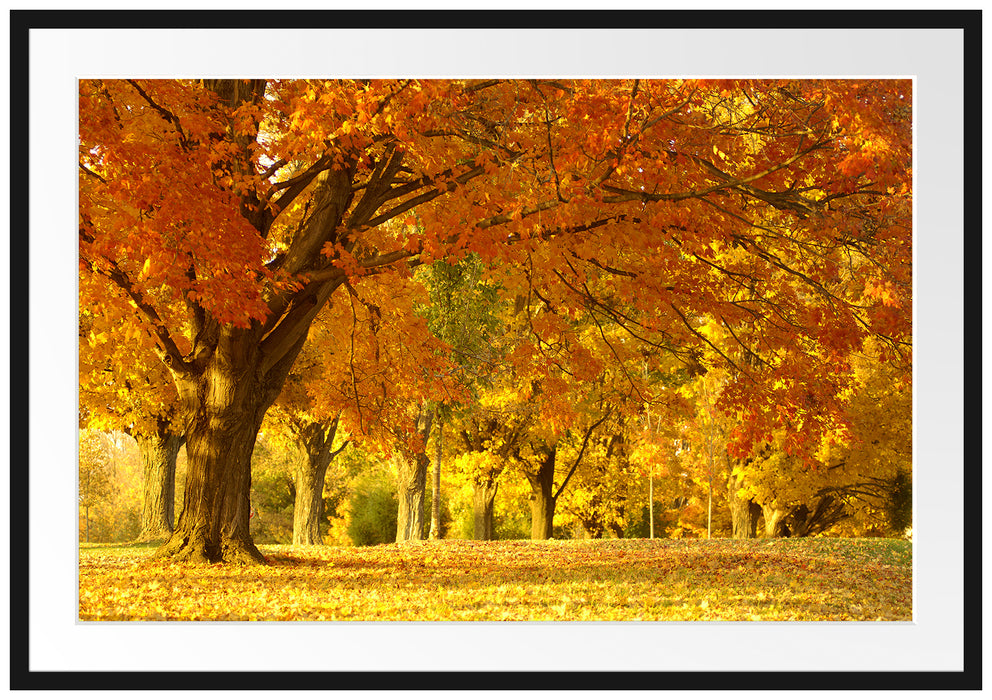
[78,78,912,562]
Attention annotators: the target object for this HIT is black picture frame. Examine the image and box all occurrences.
[8,8,982,693]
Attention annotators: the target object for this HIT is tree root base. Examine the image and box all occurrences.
[154,532,267,565]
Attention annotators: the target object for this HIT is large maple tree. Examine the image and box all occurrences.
[79,78,911,563]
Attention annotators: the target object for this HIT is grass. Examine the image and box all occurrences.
[78,537,912,622]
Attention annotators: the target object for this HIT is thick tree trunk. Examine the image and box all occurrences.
[135,426,184,541]
[156,328,307,564]
[156,411,266,564]
[526,447,557,540]
[473,480,498,540]
[396,453,429,542]
[293,453,327,545]
[728,473,761,539]
[292,417,343,545]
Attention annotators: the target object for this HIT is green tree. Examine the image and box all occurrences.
[346,476,399,547]
[417,255,502,538]
[248,429,297,544]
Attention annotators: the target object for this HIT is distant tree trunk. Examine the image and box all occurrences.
[523,417,607,541]
[761,503,789,538]
[526,446,557,540]
[396,408,433,542]
[473,480,498,540]
[135,425,184,542]
[429,410,443,540]
[788,504,813,537]
[293,452,326,545]
[292,416,346,545]
[396,453,430,542]
[728,473,761,539]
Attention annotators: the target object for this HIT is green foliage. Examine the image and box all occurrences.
[323,444,393,545]
[418,254,502,369]
[250,433,296,512]
[623,505,672,539]
[494,492,532,540]
[449,497,475,540]
[347,478,399,546]
[246,432,297,544]
[252,471,295,513]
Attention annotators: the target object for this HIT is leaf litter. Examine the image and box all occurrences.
[79,537,911,622]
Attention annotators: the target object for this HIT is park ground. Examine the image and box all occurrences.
[79,537,911,622]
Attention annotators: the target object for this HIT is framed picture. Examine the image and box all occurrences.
[9,7,980,694]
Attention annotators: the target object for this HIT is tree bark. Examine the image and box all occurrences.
[291,416,345,545]
[761,503,789,538]
[396,453,430,542]
[526,446,557,540]
[292,451,326,546]
[156,412,265,563]
[522,416,606,540]
[472,480,498,540]
[728,472,761,539]
[155,327,308,564]
[135,424,184,542]
[429,410,443,540]
[396,408,433,542]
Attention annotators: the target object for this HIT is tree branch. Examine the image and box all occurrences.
[554,410,612,502]
[125,79,191,151]
[267,153,338,215]
[360,162,489,230]
[258,272,346,377]
[79,163,107,184]
[79,230,195,376]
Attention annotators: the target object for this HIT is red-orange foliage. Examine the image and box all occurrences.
[79,78,911,561]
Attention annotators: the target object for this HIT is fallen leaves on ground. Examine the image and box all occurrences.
[78,537,912,622]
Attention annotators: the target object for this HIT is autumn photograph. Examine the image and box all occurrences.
[78,78,913,623]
